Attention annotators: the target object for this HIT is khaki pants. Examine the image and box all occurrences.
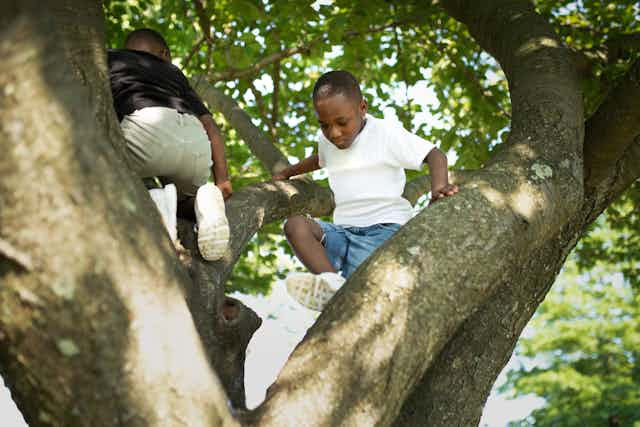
[120,106,212,196]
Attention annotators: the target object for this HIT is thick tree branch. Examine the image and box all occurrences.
[174,226,262,409]
[402,170,469,205]
[394,44,640,427]
[0,2,235,425]
[584,58,640,189]
[205,179,333,283]
[395,125,640,427]
[616,136,640,197]
[172,178,333,406]
[191,79,291,174]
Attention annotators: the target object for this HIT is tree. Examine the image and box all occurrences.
[0,0,638,426]
[502,215,640,427]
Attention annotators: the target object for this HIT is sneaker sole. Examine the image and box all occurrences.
[196,184,230,261]
[286,274,336,311]
[198,220,230,261]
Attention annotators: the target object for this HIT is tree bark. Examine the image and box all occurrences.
[0,2,235,425]
[584,59,640,188]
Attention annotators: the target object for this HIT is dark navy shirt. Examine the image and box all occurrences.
[107,49,210,121]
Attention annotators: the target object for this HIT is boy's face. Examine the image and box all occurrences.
[314,93,367,150]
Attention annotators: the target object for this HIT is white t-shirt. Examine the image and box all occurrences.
[318,114,435,227]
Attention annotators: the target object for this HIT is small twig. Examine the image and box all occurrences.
[183,36,206,69]
[271,59,281,139]
[391,3,413,125]
[192,0,212,41]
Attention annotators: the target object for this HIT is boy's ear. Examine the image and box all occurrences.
[161,47,172,62]
[359,98,368,116]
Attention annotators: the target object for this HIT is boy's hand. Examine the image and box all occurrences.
[216,179,233,200]
[430,183,459,204]
[272,173,288,181]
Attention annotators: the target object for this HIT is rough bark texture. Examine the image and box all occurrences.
[584,59,640,186]
[0,2,235,426]
[1,0,638,426]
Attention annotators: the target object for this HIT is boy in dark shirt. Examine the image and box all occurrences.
[108,29,230,261]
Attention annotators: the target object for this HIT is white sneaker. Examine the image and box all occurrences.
[285,272,345,311]
[149,184,177,242]
[195,182,230,261]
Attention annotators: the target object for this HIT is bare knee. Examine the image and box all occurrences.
[285,216,324,242]
[284,215,311,241]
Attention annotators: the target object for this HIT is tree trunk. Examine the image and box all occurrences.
[0,2,235,425]
[393,57,640,426]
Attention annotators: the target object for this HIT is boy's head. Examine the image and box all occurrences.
[125,28,171,62]
[312,70,367,150]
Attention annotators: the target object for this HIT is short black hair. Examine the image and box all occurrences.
[125,28,169,51]
[312,70,363,103]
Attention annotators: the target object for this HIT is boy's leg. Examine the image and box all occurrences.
[284,215,335,273]
[284,217,349,311]
[120,107,229,259]
[148,184,178,242]
[119,107,211,195]
[160,113,229,261]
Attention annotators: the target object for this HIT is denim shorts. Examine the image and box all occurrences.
[317,220,401,278]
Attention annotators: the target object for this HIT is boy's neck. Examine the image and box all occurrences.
[357,116,368,135]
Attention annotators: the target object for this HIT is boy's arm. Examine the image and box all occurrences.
[424,148,458,203]
[273,154,321,180]
[198,114,232,199]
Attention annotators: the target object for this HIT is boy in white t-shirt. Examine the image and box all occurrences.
[273,70,458,311]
